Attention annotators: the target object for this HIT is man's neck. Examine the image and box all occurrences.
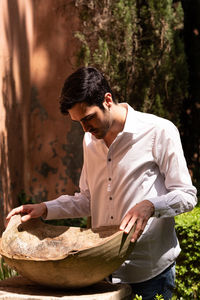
[103,103,127,148]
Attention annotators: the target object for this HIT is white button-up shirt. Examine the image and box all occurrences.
[45,104,197,283]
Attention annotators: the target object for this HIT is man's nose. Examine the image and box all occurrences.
[81,121,90,132]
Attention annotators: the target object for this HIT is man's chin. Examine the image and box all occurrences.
[91,131,104,139]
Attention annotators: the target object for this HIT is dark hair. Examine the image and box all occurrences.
[59,67,116,115]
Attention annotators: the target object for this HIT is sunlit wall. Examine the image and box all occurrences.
[0,0,83,232]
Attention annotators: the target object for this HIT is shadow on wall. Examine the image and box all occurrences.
[0,0,32,232]
[0,1,84,233]
[27,0,83,201]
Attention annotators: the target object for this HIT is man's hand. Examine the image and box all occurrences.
[120,200,155,243]
[6,203,47,224]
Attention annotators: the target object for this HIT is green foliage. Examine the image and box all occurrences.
[154,296,164,300]
[174,206,200,299]
[44,217,87,228]
[75,0,188,126]
[133,295,143,300]
[133,294,164,299]
[18,190,36,205]
[0,257,17,280]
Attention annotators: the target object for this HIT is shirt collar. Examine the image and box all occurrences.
[122,103,137,134]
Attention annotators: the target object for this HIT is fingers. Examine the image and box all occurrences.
[6,206,25,221]
[120,214,137,234]
[21,213,32,222]
[6,203,47,225]
[120,215,146,243]
[6,204,36,223]
[130,218,147,243]
[120,200,154,243]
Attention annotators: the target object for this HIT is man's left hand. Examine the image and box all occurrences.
[120,200,155,243]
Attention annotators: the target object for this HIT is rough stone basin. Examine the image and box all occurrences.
[0,215,135,288]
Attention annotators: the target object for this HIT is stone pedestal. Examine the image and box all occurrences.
[0,276,132,300]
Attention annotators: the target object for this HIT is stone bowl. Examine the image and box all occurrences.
[0,215,135,288]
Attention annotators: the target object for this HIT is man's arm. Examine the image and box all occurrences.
[120,121,197,242]
[44,191,91,220]
[148,121,197,218]
[7,158,91,224]
[6,189,91,224]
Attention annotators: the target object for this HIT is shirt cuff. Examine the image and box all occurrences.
[147,195,177,218]
[43,200,57,220]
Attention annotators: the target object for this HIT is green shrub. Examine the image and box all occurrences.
[44,216,87,228]
[174,206,200,299]
[0,257,17,280]
[133,295,164,300]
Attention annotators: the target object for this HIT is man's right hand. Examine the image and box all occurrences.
[6,203,47,224]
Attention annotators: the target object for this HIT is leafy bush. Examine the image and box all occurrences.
[44,216,87,228]
[0,257,17,280]
[174,206,200,299]
[133,295,164,300]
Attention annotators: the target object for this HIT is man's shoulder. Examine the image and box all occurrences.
[133,109,176,131]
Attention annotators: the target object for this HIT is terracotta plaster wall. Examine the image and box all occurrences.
[29,0,83,203]
[0,0,83,232]
[0,0,33,233]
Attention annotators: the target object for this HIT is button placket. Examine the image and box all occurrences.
[107,150,114,223]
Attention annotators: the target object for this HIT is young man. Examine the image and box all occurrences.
[7,67,197,300]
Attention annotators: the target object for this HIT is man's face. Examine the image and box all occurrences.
[68,101,111,139]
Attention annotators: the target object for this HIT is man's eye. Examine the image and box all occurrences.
[85,115,95,121]
[87,116,94,120]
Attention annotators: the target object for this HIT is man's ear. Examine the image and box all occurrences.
[103,93,113,109]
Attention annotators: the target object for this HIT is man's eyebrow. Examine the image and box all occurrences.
[80,113,95,122]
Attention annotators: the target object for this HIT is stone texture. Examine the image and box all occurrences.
[0,276,132,300]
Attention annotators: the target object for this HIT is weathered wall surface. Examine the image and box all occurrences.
[29,0,83,203]
[0,0,83,233]
[0,0,33,233]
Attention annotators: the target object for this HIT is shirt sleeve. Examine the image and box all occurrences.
[147,121,197,218]
[44,163,91,220]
